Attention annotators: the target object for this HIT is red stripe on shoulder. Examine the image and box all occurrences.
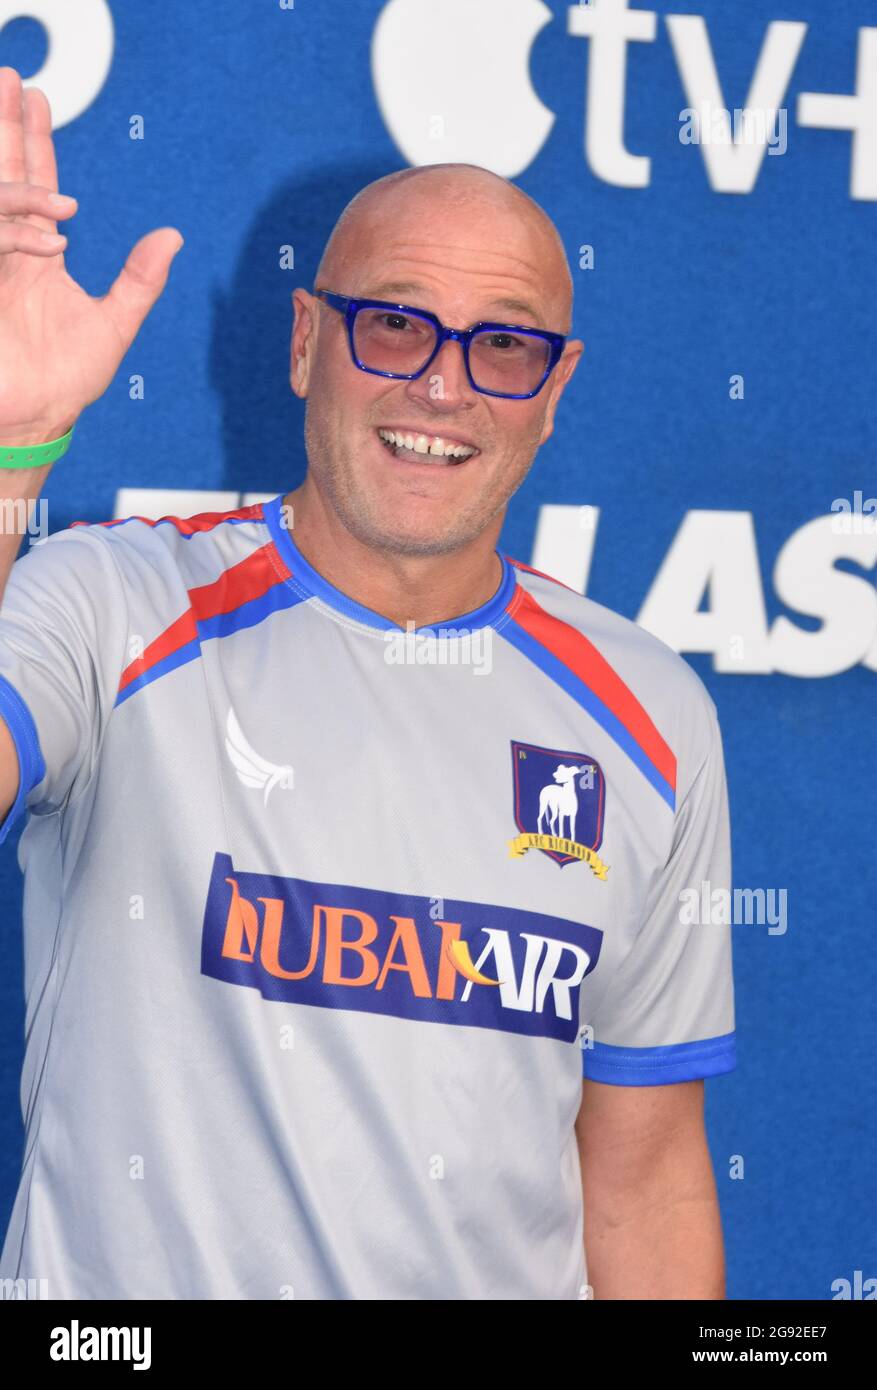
[117,541,290,694]
[71,501,265,533]
[512,586,677,792]
[117,609,197,694]
[188,540,291,619]
[155,501,266,535]
[505,555,579,594]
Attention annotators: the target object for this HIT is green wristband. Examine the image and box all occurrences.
[0,425,75,469]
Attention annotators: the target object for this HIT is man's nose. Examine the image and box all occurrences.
[405,335,476,407]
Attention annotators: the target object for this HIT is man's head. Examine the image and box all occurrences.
[290,164,583,558]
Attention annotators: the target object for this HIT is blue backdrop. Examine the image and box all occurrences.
[1,0,875,1300]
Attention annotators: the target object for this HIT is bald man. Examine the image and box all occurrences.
[0,66,735,1301]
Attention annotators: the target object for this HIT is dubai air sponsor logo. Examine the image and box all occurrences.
[201,852,603,1041]
[508,740,609,878]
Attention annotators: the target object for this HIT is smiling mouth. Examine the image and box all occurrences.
[376,427,479,465]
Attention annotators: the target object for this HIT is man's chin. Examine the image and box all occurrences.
[349,520,477,559]
[325,479,502,558]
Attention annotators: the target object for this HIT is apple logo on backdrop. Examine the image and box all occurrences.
[371,0,555,177]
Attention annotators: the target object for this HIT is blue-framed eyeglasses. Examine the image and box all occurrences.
[315,289,567,400]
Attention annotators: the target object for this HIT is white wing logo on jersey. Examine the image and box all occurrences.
[225,707,294,806]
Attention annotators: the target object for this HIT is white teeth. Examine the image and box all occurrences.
[377,428,476,461]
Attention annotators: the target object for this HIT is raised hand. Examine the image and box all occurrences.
[0,66,184,446]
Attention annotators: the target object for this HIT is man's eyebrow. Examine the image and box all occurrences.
[483,296,543,321]
[360,281,544,323]
[361,280,428,302]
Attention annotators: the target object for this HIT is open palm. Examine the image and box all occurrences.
[0,66,183,444]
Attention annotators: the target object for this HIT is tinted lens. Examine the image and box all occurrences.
[468,329,553,395]
[352,307,437,375]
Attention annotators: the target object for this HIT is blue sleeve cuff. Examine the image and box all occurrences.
[0,672,46,845]
[582,1031,737,1085]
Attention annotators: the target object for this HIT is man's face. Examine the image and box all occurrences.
[291,196,582,558]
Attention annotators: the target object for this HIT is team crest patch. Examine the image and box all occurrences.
[509,740,609,878]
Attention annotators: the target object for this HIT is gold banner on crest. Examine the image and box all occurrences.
[507,833,609,881]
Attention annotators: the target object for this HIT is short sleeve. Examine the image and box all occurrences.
[0,525,130,844]
[582,694,736,1086]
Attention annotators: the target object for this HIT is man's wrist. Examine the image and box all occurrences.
[0,421,77,448]
[0,424,76,469]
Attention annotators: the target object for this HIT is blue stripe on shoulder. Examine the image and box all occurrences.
[501,617,676,810]
[114,576,305,708]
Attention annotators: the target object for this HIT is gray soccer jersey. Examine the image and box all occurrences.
[0,493,735,1299]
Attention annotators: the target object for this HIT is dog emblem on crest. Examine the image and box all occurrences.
[509,740,609,879]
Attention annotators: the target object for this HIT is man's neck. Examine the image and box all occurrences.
[281,487,505,629]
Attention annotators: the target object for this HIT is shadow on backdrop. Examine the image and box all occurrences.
[209,162,399,498]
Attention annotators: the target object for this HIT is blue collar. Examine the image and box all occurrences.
[263,493,516,635]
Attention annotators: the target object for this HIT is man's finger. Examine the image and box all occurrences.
[0,181,77,224]
[22,86,60,232]
[0,68,26,187]
[0,221,66,256]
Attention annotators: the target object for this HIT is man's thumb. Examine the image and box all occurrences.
[102,227,184,354]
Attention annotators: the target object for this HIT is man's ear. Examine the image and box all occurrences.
[290,288,318,398]
[539,339,584,446]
